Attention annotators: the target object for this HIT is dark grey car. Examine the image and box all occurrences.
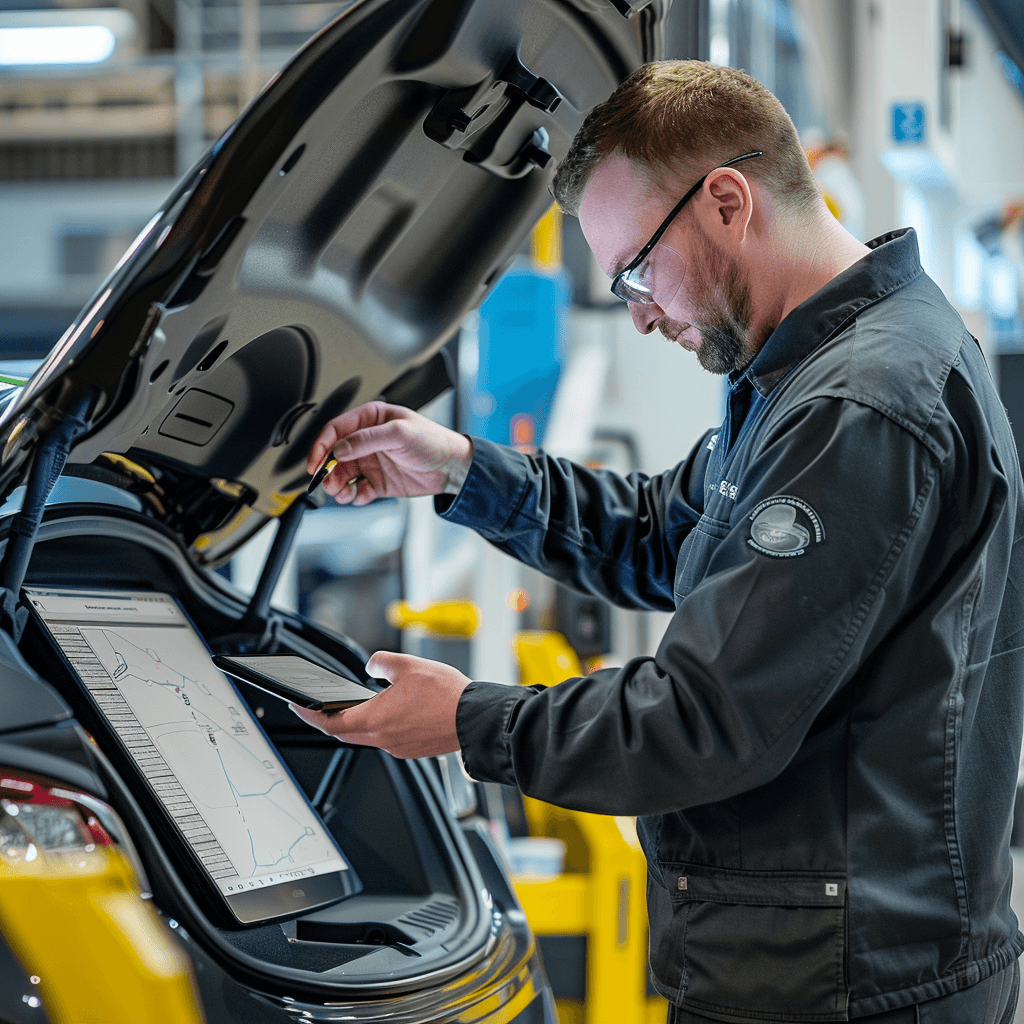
[0,0,666,1019]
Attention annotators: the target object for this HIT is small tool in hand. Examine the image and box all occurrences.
[307,456,336,494]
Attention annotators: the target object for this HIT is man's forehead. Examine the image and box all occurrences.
[579,155,665,273]
[580,155,656,218]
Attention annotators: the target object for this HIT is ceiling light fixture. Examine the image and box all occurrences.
[0,9,135,68]
[0,25,116,66]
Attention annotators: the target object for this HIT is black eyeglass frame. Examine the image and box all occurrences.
[610,150,764,303]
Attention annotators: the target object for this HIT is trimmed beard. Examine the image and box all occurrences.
[659,220,760,375]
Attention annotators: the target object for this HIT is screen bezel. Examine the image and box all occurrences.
[213,654,379,711]
[22,585,362,927]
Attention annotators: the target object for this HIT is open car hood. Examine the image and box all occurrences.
[0,0,667,563]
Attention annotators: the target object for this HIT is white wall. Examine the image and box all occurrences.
[831,0,1024,358]
[573,307,727,480]
[551,307,728,662]
[951,2,1024,199]
[0,179,174,304]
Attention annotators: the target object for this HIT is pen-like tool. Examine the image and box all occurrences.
[307,456,336,494]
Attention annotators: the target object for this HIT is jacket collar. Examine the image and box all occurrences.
[737,227,924,397]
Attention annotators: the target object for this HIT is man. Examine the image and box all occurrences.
[295,61,1024,1023]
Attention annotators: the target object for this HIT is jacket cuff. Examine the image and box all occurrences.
[433,436,531,537]
[455,681,525,786]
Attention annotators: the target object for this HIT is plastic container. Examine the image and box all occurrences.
[507,837,566,879]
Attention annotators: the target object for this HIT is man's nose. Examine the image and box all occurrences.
[628,300,662,334]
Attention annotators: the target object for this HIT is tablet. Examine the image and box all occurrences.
[213,654,380,712]
[23,587,361,926]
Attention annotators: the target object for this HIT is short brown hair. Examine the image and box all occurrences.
[552,60,820,218]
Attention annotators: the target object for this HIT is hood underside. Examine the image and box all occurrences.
[0,0,667,562]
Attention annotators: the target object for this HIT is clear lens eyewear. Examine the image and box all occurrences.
[610,150,762,306]
[612,244,686,306]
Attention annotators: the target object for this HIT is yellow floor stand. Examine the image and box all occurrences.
[512,631,668,1024]
[513,797,668,1024]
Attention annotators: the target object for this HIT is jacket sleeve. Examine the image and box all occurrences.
[452,398,948,815]
[436,433,715,611]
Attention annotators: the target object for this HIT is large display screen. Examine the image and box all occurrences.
[25,586,357,923]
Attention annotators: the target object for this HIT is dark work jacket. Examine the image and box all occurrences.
[439,229,1024,1021]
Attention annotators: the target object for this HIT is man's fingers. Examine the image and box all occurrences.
[321,458,363,498]
[329,422,411,465]
[291,652,466,760]
[331,477,361,505]
[288,703,335,733]
[307,402,407,472]
[328,466,385,507]
[307,413,365,473]
[312,425,404,493]
[288,702,379,744]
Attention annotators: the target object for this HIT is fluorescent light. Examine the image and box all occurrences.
[901,186,939,282]
[954,231,986,310]
[986,257,1019,320]
[710,33,730,67]
[710,0,730,66]
[0,25,116,66]
[0,8,135,68]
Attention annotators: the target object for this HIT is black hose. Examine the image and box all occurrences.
[0,390,94,636]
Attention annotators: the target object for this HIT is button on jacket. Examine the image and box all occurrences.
[439,229,1024,1021]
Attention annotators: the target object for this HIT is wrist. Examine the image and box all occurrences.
[443,435,473,495]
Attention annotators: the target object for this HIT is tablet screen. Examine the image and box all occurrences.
[219,654,377,707]
[24,586,358,923]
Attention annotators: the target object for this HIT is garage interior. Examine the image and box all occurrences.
[1,0,1024,1022]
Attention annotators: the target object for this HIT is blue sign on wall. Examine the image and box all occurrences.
[892,103,925,144]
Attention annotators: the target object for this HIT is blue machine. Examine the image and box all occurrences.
[469,262,569,451]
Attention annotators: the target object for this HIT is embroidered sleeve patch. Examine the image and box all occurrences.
[748,496,825,557]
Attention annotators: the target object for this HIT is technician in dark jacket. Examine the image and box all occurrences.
[297,61,1024,1023]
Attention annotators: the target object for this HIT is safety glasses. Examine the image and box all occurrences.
[610,150,763,304]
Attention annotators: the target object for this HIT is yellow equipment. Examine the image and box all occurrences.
[0,842,206,1024]
[386,599,481,637]
[531,204,563,270]
[512,631,668,1024]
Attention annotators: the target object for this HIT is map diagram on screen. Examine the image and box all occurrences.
[26,589,349,896]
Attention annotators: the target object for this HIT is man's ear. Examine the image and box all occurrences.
[703,169,753,241]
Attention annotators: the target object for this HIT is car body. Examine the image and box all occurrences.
[0,0,666,1019]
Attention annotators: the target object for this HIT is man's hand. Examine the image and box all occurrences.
[307,401,472,505]
[288,651,470,758]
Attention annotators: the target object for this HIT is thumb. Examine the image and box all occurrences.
[365,649,408,681]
